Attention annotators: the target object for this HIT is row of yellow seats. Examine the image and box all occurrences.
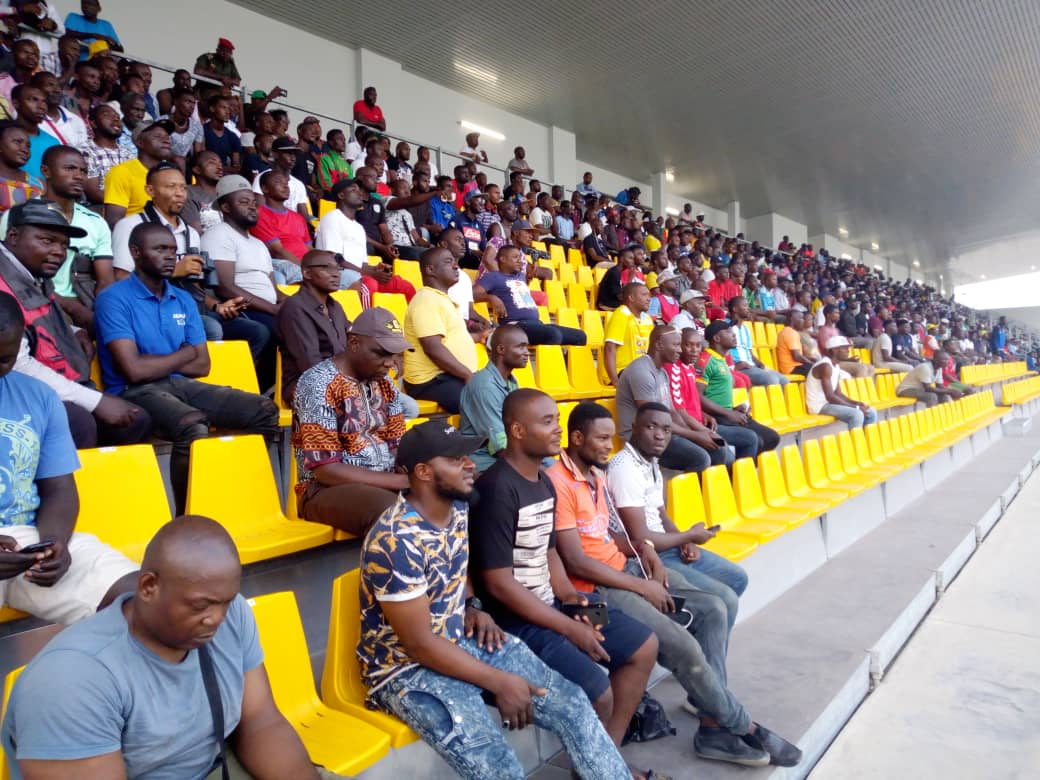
[747,383,835,435]
[840,375,915,411]
[961,361,1029,385]
[1002,375,1040,405]
[665,390,1007,564]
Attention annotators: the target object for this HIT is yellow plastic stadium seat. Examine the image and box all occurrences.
[836,431,887,487]
[513,360,537,389]
[372,292,407,323]
[392,259,423,291]
[557,402,577,448]
[558,262,576,286]
[582,309,605,349]
[0,666,23,780]
[318,198,336,218]
[557,307,581,331]
[367,255,382,266]
[577,265,594,289]
[549,244,566,268]
[567,282,589,311]
[567,346,612,399]
[700,465,788,541]
[665,473,759,561]
[732,458,815,528]
[198,340,259,393]
[732,387,749,408]
[781,444,849,502]
[850,427,901,477]
[475,341,489,369]
[533,345,579,400]
[185,435,334,563]
[784,382,834,426]
[763,323,779,348]
[250,592,390,775]
[748,386,773,424]
[537,305,551,324]
[75,445,172,563]
[415,399,442,416]
[331,289,363,321]
[751,321,767,347]
[567,247,584,268]
[277,284,298,297]
[757,347,777,371]
[544,280,567,313]
[756,450,834,515]
[531,240,548,255]
[529,277,542,292]
[322,570,419,747]
[273,351,292,427]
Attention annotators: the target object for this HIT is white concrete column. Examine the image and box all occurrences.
[650,171,668,216]
[727,201,741,235]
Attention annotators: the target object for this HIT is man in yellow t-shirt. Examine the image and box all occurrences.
[403,247,478,413]
[102,119,174,227]
[602,281,653,385]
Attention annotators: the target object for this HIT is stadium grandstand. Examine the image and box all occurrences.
[0,1,1038,778]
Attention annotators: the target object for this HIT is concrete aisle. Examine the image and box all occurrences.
[811,470,1040,780]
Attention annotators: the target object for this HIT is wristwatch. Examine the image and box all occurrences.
[639,539,656,550]
[465,596,483,611]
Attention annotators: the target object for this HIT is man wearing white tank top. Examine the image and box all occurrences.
[805,336,878,430]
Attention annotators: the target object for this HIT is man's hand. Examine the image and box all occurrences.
[640,545,669,585]
[216,297,247,319]
[74,329,95,360]
[491,673,545,731]
[679,541,702,563]
[465,606,505,652]
[364,263,392,285]
[488,295,507,319]
[93,395,141,428]
[173,254,205,278]
[267,86,287,100]
[0,536,42,581]
[691,430,720,450]
[560,593,610,662]
[684,522,717,545]
[856,402,871,414]
[25,538,71,587]
[638,579,675,613]
[721,408,749,426]
[703,413,718,432]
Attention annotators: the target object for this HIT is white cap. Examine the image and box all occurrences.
[825,336,851,350]
[679,290,705,304]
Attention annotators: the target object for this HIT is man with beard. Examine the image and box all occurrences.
[81,104,133,205]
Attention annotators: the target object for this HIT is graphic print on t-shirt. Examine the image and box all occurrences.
[514,496,555,604]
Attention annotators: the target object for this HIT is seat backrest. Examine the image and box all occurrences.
[531,240,548,254]
[75,445,172,562]
[898,414,915,445]
[557,306,581,331]
[766,384,790,421]
[567,283,588,311]
[321,569,368,709]
[866,423,887,462]
[821,435,847,480]
[567,346,604,393]
[581,309,605,348]
[0,665,23,780]
[549,243,566,268]
[701,465,741,527]
[537,305,551,323]
[757,347,777,371]
[558,262,576,287]
[392,259,423,291]
[249,591,319,722]
[781,444,811,495]
[851,427,875,467]
[749,386,773,423]
[837,431,861,474]
[331,289,363,320]
[474,341,488,369]
[372,292,407,324]
[803,438,833,488]
[732,387,749,408]
[757,450,792,505]
[764,323,779,347]
[512,360,536,389]
[557,402,577,448]
[785,381,808,415]
[751,321,766,347]
[185,435,283,531]
[198,340,259,394]
[732,458,767,516]
[534,345,573,398]
[544,280,567,313]
[840,378,860,401]
[863,376,882,403]
[577,265,594,289]
[567,247,584,268]
[665,472,708,531]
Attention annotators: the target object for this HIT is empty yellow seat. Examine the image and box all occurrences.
[567,247,584,268]
[250,592,390,774]
[372,292,407,323]
[748,386,773,424]
[581,309,605,349]
[732,458,815,528]
[544,279,567,313]
[330,289,362,320]
[665,473,759,561]
[549,243,566,268]
[534,345,581,400]
[836,431,888,486]
[273,350,292,427]
[322,570,419,747]
[197,340,258,393]
[392,259,423,291]
[784,382,834,426]
[185,435,333,563]
[556,307,581,331]
[75,445,172,563]
[783,443,849,502]
[756,450,834,515]
[558,262,576,286]
[567,283,589,311]
[701,465,788,542]
[567,346,612,399]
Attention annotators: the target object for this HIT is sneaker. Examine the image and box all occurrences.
[741,723,803,767]
[694,726,770,767]
[680,698,700,717]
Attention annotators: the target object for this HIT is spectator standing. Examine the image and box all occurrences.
[194,37,241,88]
[575,171,598,196]
[63,0,123,60]
[352,86,385,131]
[16,1,64,74]
[203,94,241,173]
[460,131,487,163]
[506,146,533,177]
[0,122,44,212]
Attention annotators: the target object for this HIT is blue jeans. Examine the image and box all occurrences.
[659,546,748,630]
[715,423,760,460]
[742,366,790,386]
[660,434,733,472]
[371,636,629,780]
[272,258,303,285]
[510,319,587,346]
[820,403,878,430]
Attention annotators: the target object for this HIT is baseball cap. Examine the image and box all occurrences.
[679,290,705,304]
[7,199,87,238]
[656,269,677,284]
[250,90,268,100]
[349,307,413,353]
[704,320,732,342]
[217,37,235,51]
[330,177,360,198]
[511,219,536,231]
[464,189,486,203]
[396,420,486,473]
[214,174,253,201]
[131,119,174,143]
[271,136,300,153]
[825,336,851,350]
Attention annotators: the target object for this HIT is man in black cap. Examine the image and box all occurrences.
[103,118,174,228]
[251,136,311,222]
[358,420,631,780]
[0,199,150,449]
[292,306,413,537]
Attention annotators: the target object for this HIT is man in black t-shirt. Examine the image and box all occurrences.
[470,388,659,757]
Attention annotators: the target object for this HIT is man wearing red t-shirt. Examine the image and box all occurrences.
[352,86,385,131]
[250,170,312,281]
[706,265,741,308]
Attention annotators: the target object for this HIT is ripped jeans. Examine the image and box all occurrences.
[370,635,629,780]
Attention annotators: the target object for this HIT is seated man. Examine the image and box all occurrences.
[0,200,150,449]
[359,420,630,780]
[292,306,410,537]
[604,402,800,766]
[896,349,963,408]
[251,169,313,285]
[670,289,708,334]
[403,248,478,414]
[94,222,281,515]
[474,245,586,346]
[648,268,680,324]
[103,119,174,227]
[595,245,644,311]
[0,291,138,627]
[603,281,654,385]
[870,319,913,372]
[816,304,873,378]
[617,325,732,473]
[776,311,815,376]
[2,515,342,779]
[459,324,527,473]
[667,327,765,460]
[727,296,788,386]
[805,337,878,429]
[470,390,659,774]
[699,321,780,453]
[891,319,923,365]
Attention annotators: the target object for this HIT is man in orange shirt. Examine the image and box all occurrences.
[776,310,814,376]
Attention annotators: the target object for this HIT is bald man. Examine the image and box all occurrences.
[1,515,345,780]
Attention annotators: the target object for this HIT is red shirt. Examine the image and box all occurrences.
[707,278,741,307]
[353,100,384,126]
[665,361,704,423]
[251,204,312,259]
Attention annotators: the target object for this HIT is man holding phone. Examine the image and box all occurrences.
[470,389,661,778]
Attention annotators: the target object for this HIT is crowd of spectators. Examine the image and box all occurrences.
[0,4,1035,778]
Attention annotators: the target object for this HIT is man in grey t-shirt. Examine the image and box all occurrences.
[615,325,731,474]
[2,516,340,780]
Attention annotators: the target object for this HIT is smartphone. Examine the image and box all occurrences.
[669,595,686,612]
[19,540,54,555]
[561,601,609,627]
[708,524,722,532]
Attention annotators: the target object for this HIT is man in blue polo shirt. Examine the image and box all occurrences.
[448,189,487,268]
[93,222,280,514]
